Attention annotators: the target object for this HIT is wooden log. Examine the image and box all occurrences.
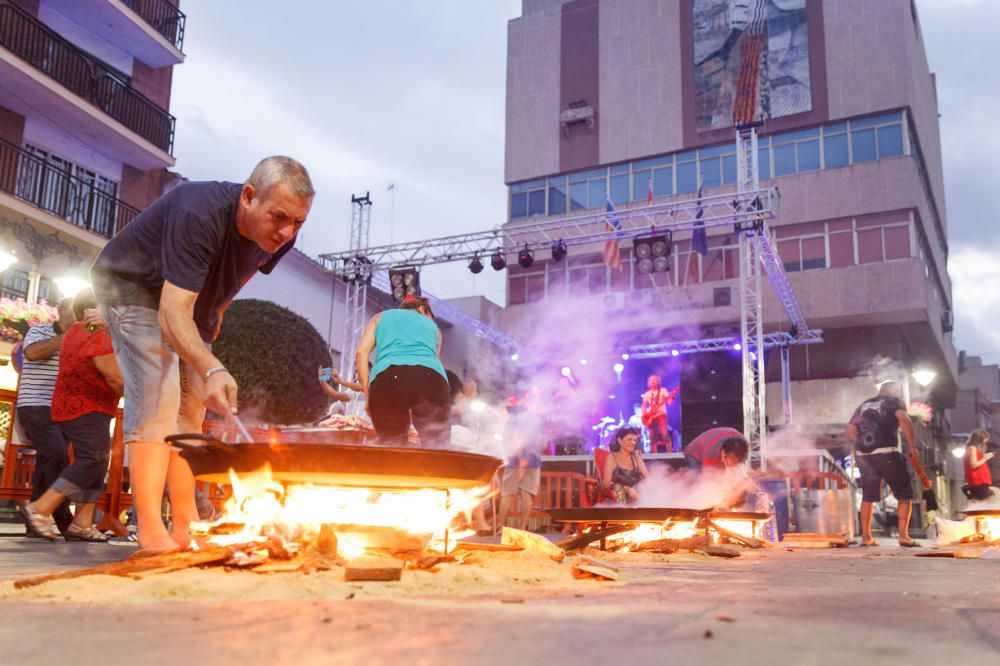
[14,546,235,589]
[914,551,958,558]
[696,544,741,558]
[571,555,620,581]
[555,525,633,553]
[708,521,764,548]
[452,542,524,553]
[501,527,565,562]
[334,525,429,553]
[635,535,710,553]
[343,557,403,582]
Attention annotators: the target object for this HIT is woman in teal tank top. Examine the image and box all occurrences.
[355,295,451,448]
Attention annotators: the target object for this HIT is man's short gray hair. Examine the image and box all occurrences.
[246,156,315,199]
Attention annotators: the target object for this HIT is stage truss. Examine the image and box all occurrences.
[320,128,821,466]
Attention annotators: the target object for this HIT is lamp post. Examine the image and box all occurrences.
[53,276,90,299]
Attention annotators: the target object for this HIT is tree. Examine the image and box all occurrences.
[213,299,331,425]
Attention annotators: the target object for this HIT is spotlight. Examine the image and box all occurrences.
[469,255,484,274]
[510,353,519,362]
[671,349,680,357]
[613,362,624,373]
[491,251,506,271]
[388,266,420,301]
[621,353,630,360]
[560,367,572,377]
[733,342,742,351]
[633,232,673,275]
[518,244,534,269]
[750,351,758,361]
[579,359,588,366]
[912,368,937,387]
[551,240,568,262]
[951,445,967,460]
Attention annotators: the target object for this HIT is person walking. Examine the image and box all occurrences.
[15,297,75,536]
[846,381,930,547]
[19,289,123,541]
[355,295,451,448]
[90,156,314,553]
[964,429,995,501]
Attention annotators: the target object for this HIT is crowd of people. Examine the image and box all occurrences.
[9,154,994,551]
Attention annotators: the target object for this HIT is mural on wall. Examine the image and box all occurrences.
[693,0,811,131]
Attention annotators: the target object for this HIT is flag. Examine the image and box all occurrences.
[602,195,622,270]
[691,180,708,256]
[646,175,654,205]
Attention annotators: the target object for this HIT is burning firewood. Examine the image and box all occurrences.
[343,557,404,582]
[501,527,566,562]
[635,535,710,553]
[571,555,620,581]
[555,525,634,553]
[707,521,766,548]
[452,542,524,553]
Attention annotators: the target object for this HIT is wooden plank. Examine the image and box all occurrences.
[708,521,765,548]
[635,535,710,552]
[501,527,565,562]
[696,545,741,558]
[343,557,403,582]
[555,525,633,552]
[571,555,620,581]
[14,546,235,589]
[452,542,524,553]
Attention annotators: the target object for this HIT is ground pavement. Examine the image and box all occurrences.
[0,529,997,665]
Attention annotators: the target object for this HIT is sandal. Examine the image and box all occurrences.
[64,525,111,542]
[899,540,922,548]
[17,504,59,541]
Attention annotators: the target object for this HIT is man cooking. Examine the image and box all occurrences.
[684,427,754,508]
[91,156,314,554]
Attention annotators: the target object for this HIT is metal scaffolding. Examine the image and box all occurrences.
[337,193,372,389]
[321,130,820,467]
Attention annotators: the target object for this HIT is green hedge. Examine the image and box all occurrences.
[213,299,330,425]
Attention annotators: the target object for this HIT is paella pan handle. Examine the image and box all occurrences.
[164,433,239,454]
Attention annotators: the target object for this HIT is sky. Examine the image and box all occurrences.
[169,0,1000,359]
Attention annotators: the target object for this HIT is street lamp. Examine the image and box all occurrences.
[53,276,90,299]
[911,368,937,387]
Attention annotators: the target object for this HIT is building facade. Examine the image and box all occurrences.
[0,0,183,326]
[500,0,958,469]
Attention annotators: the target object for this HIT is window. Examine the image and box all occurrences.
[676,154,698,193]
[525,274,546,303]
[877,124,903,158]
[884,225,910,259]
[510,193,527,218]
[828,230,854,267]
[610,173,628,206]
[632,170,651,203]
[797,139,820,172]
[851,129,876,163]
[548,177,567,216]
[1,269,30,300]
[510,179,544,219]
[527,190,546,216]
[824,132,848,168]
[653,166,673,196]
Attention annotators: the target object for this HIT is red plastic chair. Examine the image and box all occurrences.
[591,448,617,504]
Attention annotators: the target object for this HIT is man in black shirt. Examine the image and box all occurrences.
[91,156,313,553]
[846,381,929,547]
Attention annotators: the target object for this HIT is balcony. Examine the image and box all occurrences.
[0,1,176,166]
[0,137,139,240]
[45,0,185,68]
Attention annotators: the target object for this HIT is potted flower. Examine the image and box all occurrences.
[0,297,58,342]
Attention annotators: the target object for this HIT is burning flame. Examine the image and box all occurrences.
[194,465,491,556]
[607,517,763,551]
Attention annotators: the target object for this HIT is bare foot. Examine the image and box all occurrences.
[138,526,180,553]
[169,527,192,550]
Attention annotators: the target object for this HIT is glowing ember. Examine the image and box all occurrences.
[604,517,764,551]
[977,516,1000,542]
[193,464,491,555]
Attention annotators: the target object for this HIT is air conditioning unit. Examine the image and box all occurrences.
[942,310,954,333]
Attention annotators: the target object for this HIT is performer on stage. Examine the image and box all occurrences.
[641,374,679,453]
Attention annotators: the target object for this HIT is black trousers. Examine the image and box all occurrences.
[369,366,451,448]
[52,412,112,503]
[18,405,73,531]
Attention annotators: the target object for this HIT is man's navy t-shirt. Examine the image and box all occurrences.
[849,395,906,453]
[90,181,292,341]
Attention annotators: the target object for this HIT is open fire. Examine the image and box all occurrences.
[192,464,492,558]
[603,517,764,552]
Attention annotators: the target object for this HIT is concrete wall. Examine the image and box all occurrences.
[765,376,875,427]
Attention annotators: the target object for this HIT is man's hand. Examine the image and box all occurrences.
[204,371,238,418]
[82,308,107,331]
[922,477,933,490]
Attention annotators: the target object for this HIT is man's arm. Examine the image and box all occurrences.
[845,424,858,440]
[23,333,64,361]
[92,354,125,396]
[896,411,917,454]
[159,281,237,417]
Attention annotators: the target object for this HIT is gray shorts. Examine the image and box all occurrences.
[501,466,541,496]
[101,305,207,444]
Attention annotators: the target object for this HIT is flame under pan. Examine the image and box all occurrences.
[168,433,502,490]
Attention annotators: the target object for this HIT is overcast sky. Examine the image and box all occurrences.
[169,0,1000,359]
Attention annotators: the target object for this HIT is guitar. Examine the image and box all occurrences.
[641,387,679,427]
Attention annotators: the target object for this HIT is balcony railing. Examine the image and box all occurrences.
[0,1,176,154]
[0,138,139,239]
[121,0,186,52]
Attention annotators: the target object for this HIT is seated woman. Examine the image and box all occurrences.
[602,427,648,503]
[354,294,451,448]
[19,289,124,541]
[965,429,996,501]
